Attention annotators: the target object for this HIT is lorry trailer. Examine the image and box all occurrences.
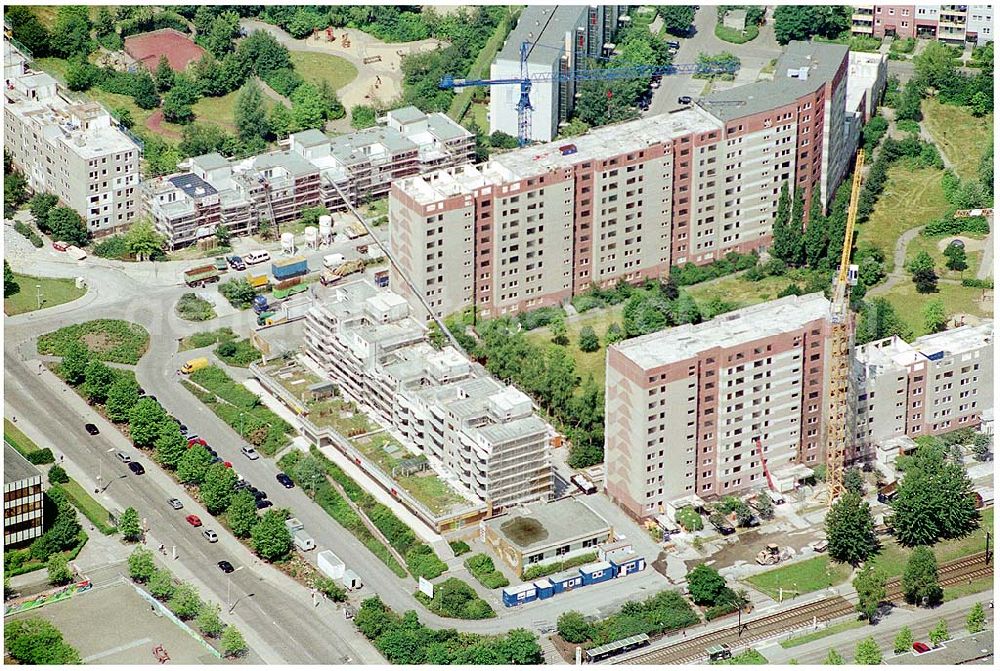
[272,256,308,281]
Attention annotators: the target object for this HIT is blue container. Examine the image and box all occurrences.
[533,579,555,600]
[549,568,584,594]
[578,560,615,586]
[609,553,646,577]
[502,584,537,607]
[271,256,308,280]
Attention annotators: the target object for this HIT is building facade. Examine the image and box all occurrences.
[302,280,552,510]
[604,294,834,519]
[490,5,630,142]
[4,443,44,547]
[4,38,141,236]
[852,5,994,44]
[854,322,994,452]
[147,106,473,249]
[393,41,878,321]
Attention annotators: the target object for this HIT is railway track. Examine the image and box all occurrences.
[618,552,993,665]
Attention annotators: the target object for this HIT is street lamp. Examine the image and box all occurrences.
[96,448,115,493]
[227,565,245,611]
[35,284,42,310]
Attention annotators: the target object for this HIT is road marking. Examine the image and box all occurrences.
[82,637,152,662]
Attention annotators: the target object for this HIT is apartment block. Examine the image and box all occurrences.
[853,5,993,44]
[302,280,552,510]
[3,38,141,236]
[4,443,44,547]
[393,41,872,321]
[604,293,833,519]
[854,322,993,451]
[490,5,630,142]
[148,106,472,249]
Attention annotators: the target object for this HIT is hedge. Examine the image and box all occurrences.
[522,552,598,581]
[465,553,510,589]
[922,216,990,237]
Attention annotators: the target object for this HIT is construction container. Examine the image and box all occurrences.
[317,550,346,580]
[272,256,308,281]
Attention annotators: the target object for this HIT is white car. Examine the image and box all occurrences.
[241,446,259,460]
[244,250,271,265]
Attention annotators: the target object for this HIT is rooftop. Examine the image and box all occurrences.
[168,173,218,199]
[484,497,610,552]
[388,106,427,124]
[498,5,588,66]
[613,293,832,369]
[4,443,41,484]
[701,40,848,121]
[857,321,994,371]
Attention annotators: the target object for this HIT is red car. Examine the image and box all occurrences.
[53,240,68,251]
[185,514,202,527]
[223,461,233,468]
[187,437,207,448]
[913,642,931,654]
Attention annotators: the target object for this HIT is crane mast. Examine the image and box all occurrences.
[825,149,865,507]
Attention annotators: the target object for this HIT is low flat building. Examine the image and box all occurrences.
[4,443,44,547]
[481,497,613,576]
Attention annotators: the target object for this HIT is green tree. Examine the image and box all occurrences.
[4,618,82,665]
[221,625,248,657]
[154,55,175,92]
[892,444,979,546]
[943,243,968,271]
[46,552,73,586]
[128,546,156,583]
[82,360,116,404]
[46,207,89,246]
[578,325,600,352]
[105,376,141,422]
[687,563,727,606]
[123,217,165,261]
[5,7,51,58]
[550,315,569,346]
[907,251,935,275]
[856,297,913,345]
[902,545,942,606]
[268,103,293,139]
[967,602,986,633]
[47,465,69,485]
[251,509,293,561]
[148,569,176,600]
[200,462,237,515]
[923,299,949,334]
[235,80,270,142]
[4,260,19,298]
[4,169,28,219]
[129,397,168,448]
[854,637,882,665]
[804,209,829,268]
[29,192,59,226]
[119,506,142,542]
[911,265,939,293]
[772,185,805,264]
[219,278,257,308]
[773,6,851,44]
[657,6,696,36]
[215,224,231,246]
[556,611,592,644]
[50,6,93,58]
[825,491,880,566]
[928,618,949,646]
[292,455,326,497]
[290,82,327,131]
[205,11,241,57]
[489,130,519,149]
[824,648,845,665]
[853,563,887,623]
[59,341,90,385]
[351,105,379,129]
[162,76,201,124]
[226,490,259,538]
[754,493,774,520]
[196,603,224,638]
[915,41,959,90]
[843,467,865,496]
[605,322,625,345]
[893,626,913,653]
[168,583,203,620]
[177,444,214,484]
[154,422,188,469]
[65,58,98,91]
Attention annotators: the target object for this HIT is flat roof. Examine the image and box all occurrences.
[4,443,41,484]
[484,497,610,552]
[857,321,993,370]
[613,293,831,370]
[701,40,848,121]
[168,173,218,198]
[498,5,589,66]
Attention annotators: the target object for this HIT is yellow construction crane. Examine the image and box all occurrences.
[825,149,865,507]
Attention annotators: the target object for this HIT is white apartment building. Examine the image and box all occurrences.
[3,38,140,235]
[854,322,994,451]
[303,280,552,510]
[605,293,833,518]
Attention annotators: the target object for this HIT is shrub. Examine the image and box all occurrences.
[93,235,129,259]
[175,293,216,321]
[522,552,598,581]
[922,215,990,237]
[417,577,495,619]
[13,221,43,247]
[27,448,55,465]
[676,506,703,531]
[464,553,510,589]
[704,602,738,620]
[557,610,593,643]
[405,543,447,580]
[896,119,920,134]
[47,465,69,485]
[571,293,606,313]
[449,540,471,556]
[517,306,564,331]
[37,319,150,364]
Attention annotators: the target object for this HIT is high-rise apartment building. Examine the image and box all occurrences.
[852,5,993,44]
[3,38,141,236]
[490,5,630,142]
[147,106,473,249]
[604,293,834,519]
[4,443,44,547]
[302,280,552,510]
[854,322,994,450]
[392,41,870,321]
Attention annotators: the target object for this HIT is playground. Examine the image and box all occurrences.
[7,579,236,665]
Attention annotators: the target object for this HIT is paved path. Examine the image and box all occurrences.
[976,216,994,280]
[866,225,925,297]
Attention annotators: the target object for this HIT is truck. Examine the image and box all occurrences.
[271,256,308,281]
[252,295,269,314]
[317,549,346,580]
[571,474,597,495]
[320,259,364,286]
[256,311,276,326]
[323,253,346,269]
[181,357,210,374]
[345,222,366,239]
[374,269,389,288]
[184,265,220,288]
[66,245,87,261]
[247,274,270,292]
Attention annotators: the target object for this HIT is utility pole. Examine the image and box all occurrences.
[35,284,42,310]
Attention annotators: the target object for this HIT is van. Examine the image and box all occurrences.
[323,253,346,269]
[765,490,785,505]
[181,357,210,374]
[116,451,132,463]
[244,250,271,265]
[202,529,219,543]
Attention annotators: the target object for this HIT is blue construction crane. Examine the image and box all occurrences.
[439,41,741,146]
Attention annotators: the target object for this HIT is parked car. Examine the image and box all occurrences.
[241,445,260,460]
[213,257,229,272]
[810,538,829,553]
[85,423,100,435]
[185,514,202,527]
[202,529,219,543]
[678,95,693,105]
[168,498,184,510]
[666,40,680,49]
[116,451,131,464]
[228,255,246,271]
[128,462,145,475]
[53,240,69,251]
[218,560,235,573]
[912,642,931,654]
[255,499,273,510]
[276,473,294,489]
[253,490,268,501]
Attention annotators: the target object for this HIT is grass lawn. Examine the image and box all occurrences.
[744,555,854,600]
[4,273,87,316]
[780,619,865,648]
[714,23,759,44]
[921,99,993,181]
[83,88,157,129]
[464,101,490,134]
[59,479,116,535]
[855,165,951,272]
[686,270,813,308]
[290,52,358,92]
[904,232,984,282]
[188,84,275,134]
[943,575,993,602]
[4,418,42,457]
[179,327,238,351]
[32,57,72,84]
[881,280,991,338]
[37,319,150,364]
[526,308,623,389]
